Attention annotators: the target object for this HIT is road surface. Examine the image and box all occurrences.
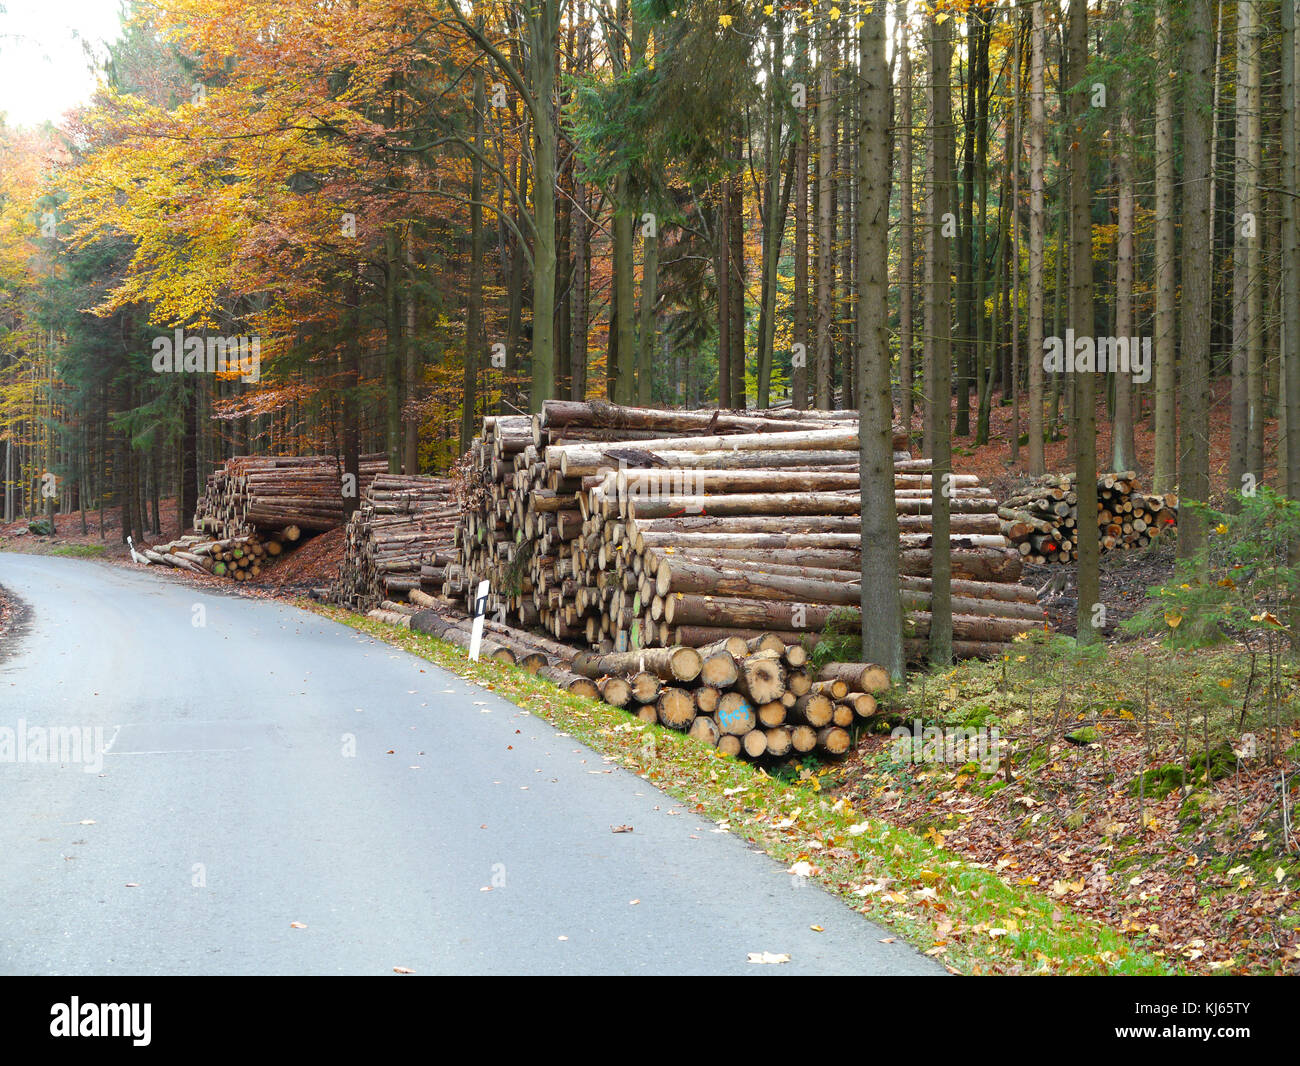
[0,553,942,975]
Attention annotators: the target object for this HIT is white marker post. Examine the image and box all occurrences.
[468,580,491,662]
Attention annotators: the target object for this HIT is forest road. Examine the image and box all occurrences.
[0,553,943,975]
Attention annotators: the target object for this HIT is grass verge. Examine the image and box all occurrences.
[49,544,107,558]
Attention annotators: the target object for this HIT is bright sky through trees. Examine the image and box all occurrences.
[0,0,124,127]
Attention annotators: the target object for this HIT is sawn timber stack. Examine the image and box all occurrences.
[447,401,1045,660]
[997,472,1179,564]
[193,454,387,539]
[334,474,457,609]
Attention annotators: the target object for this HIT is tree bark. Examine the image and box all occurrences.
[927,10,954,665]
[1112,22,1137,475]
[1153,8,1178,494]
[1179,0,1213,560]
[527,1,559,414]
[1231,0,1259,497]
[793,22,810,411]
[1285,0,1300,506]
[857,2,904,679]
[898,8,914,437]
[1068,0,1099,644]
[461,59,485,453]
[815,17,837,410]
[635,221,658,406]
[1027,0,1047,475]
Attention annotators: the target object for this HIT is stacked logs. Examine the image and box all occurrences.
[447,405,904,637]
[367,594,603,696]
[447,400,1043,660]
[334,474,457,609]
[567,636,888,758]
[137,529,297,580]
[998,472,1180,564]
[368,590,886,761]
[193,454,387,539]
[592,467,1039,659]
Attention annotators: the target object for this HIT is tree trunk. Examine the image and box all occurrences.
[793,23,810,411]
[1231,0,1259,498]
[898,9,914,437]
[927,10,954,665]
[1179,0,1213,560]
[1068,0,1099,645]
[635,222,659,406]
[571,178,589,401]
[1285,0,1300,507]
[815,21,837,410]
[1112,29,1137,475]
[612,181,636,404]
[527,1,559,414]
[1027,0,1047,475]
[729,133,747,407]
[1153,8,1178,494]
[857,4,904,680]
[1244,0,1263,482]
[461,61,485,453]
[717,179,732,408]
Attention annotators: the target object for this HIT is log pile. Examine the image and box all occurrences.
[138,529,297,580]
[334,474,457,609]
[998,472,1180,564]
[193,454,387,539]
[369,591,886,761]
[447,400,1044,660]
[566,637,889,758]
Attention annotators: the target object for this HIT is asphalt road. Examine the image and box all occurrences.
[0,553,942,976]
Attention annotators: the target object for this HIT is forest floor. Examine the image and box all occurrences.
[0,580,16,646]
[832,635,1300,975]
[924,374,1273,503]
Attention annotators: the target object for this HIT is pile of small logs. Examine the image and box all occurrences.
[193,454,387,539]
[333,474,458,609]
[367,591,886,761]
[137,529,297,580]
[998,472,1180,564]
[566,636,889,758]
[447,400,1043,660]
